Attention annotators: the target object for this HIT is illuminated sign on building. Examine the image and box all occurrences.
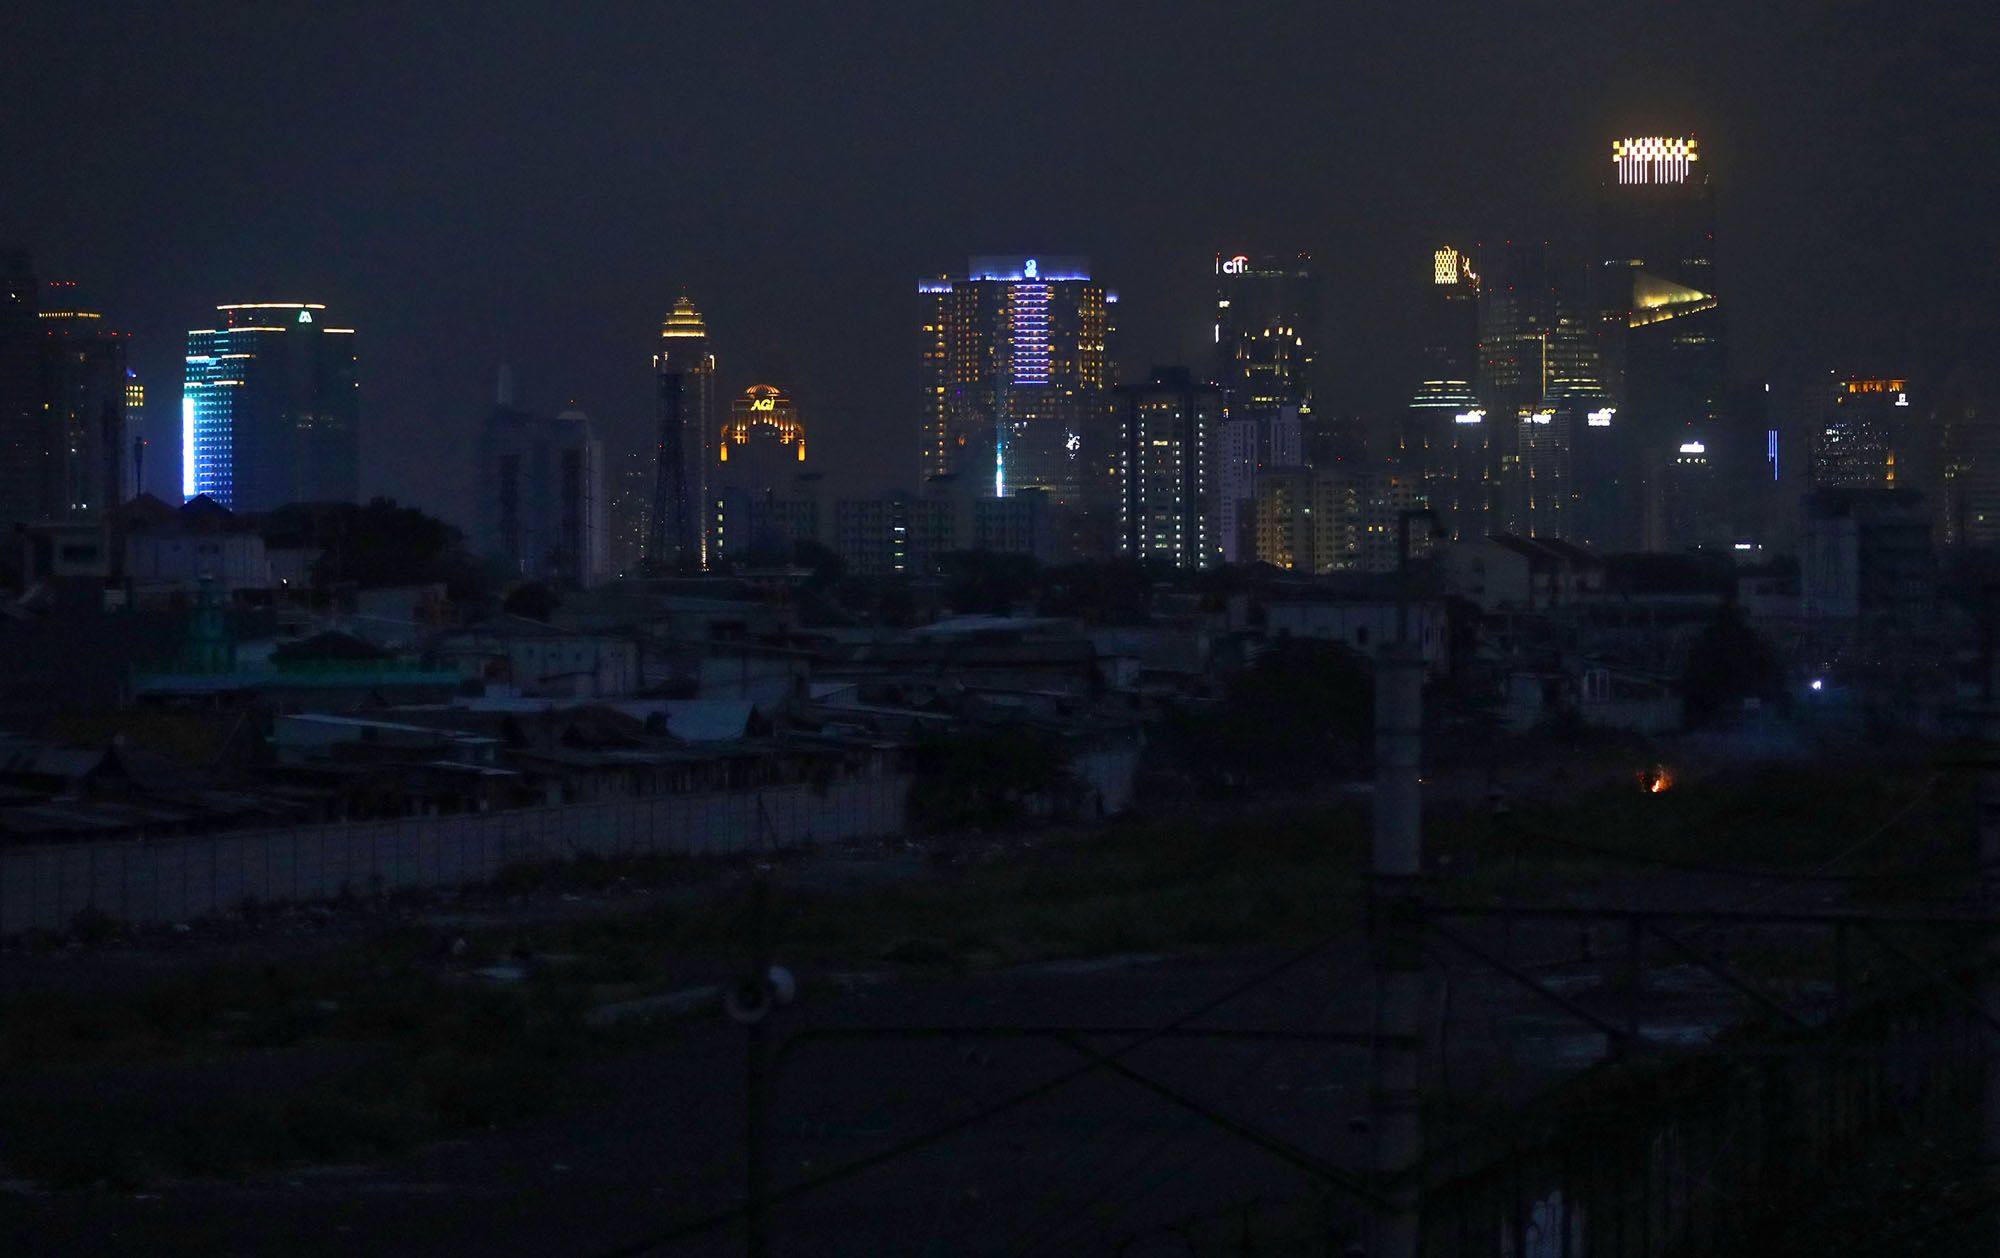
[1523,409,1554,425]
[1844,379,1908,394]
[1431,247,1476,286]
[1612,136,1699,185]
[1586,408,1615,427]
[749,396,775,412]
[1219,255,1249,275]
[1453,409,1485,425]
[1679,441,1707,455]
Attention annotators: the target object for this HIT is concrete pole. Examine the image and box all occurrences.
[1370,640,1425,1258]
[1978,697,2000,1256]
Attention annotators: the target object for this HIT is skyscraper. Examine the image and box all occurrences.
[1213,252,1316,561]
[1596,135,1723,551]
[650,294,717,571]
[1476,241,1557,533]
[919,256,1113,519]
[38,280,133,521]
[477,400,607,588]
[1806,375,1925,495]
[0,253,42,525]
[1405,246,1480,538]
[1114,367,1221,570]
[713,384,810,564]
[183,302,358,510]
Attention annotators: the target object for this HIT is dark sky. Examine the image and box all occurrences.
[7,1,1996,529]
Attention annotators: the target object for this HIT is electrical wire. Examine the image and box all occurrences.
[589,925,1357,1257]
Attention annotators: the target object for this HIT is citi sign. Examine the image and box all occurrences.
[1219,255,1250,275]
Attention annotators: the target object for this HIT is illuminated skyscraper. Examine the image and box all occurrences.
[918,256,1113,513]
[650,294,717,570]
[713,384,810,564]
[1596,135,1723,551]
[39,280,134,521]
[1211,252,1315,561]
[182,302,357,510]
[1114,367,1220,570]
[1806,376,1924,494]
[1404,246,1479,537]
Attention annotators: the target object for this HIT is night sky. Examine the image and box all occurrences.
[7,2,1995,530]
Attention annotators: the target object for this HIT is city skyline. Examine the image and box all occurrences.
[7,3,1991,538]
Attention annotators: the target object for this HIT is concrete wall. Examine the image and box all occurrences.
[0,773,908,935]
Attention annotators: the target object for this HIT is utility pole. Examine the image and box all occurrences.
[1369,510,1437,1256]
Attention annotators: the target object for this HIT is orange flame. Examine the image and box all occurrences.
[1642,765,1674,793]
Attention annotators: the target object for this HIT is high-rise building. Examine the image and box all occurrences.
[1252,467,1363,574]
[183,302,358,510]
[712,384,809,564]
[38,280,134,522]
[1114,367,1221,570]
[918,256,1113,517]
[1475,241,1558,533]
[1212,253,1316,561]
[477,402,606,588]
[650,294,717,571]
[1806,375,1925,495]
[1402,246,1478,539]
[0,252,40,527]
[1937,364,2000,548]
[608,449,652,577]
[1596,135,1723,551]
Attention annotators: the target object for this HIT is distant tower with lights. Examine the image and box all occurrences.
[1211,252,1316,561]
[919,255,1113,516]
[650,294,717,570]
[182,301,358,510]
[1596,134,1723,550]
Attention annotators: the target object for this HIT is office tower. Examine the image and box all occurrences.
[1596,135,1723,551]
[1475,241,1557,533]
[1937,364,2000,548]
[1567,401,1632,549]
[0,253,40,525]
[712,384,808,564]
[38,280,133,521]
[126,372,146,499]
[183,302,358,510]
[477,401,606,588]
[1403,247,1478,537]
[608,449,652,576]
[918,256,1113,517]
[1114,367,1221,570]
[650,294,717,571]
[1211,253,1315,560]
[1805,375,1924,498]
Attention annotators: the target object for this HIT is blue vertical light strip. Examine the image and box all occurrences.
[1767,429,1779,482]
[180,395,196,499]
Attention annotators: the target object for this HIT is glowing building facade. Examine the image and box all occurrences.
[918,256,1113,514]
[650,295,717,570]
[182,302,357,510]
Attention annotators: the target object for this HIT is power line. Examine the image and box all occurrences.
[590,927,1357,1258]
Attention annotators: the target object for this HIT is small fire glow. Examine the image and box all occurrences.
[1641,765,1674,794]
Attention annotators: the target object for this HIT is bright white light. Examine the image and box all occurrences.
[1810,679,1824,692]
[1587,408,1614,426]
[181,396,196,499]
[1733,542,1753,550]
[1895,392,1909,407]
[1454,409,1485,425]
[1679,441,1706,454]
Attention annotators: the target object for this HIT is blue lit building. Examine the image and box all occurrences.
[182,302,358,510]
[919,256,1114,511]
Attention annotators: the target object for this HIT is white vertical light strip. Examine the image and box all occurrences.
[181,395,196,499]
